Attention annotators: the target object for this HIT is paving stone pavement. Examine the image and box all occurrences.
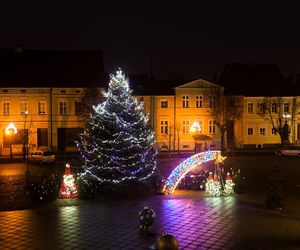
[1,192,300,250]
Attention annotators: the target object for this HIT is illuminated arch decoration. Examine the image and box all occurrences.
[162,150,226,194]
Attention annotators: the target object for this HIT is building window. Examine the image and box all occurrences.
[209,96,216,108]
[161,100,168,108]
[283,103,289,113]
[259,103,266,114]
[247,103,253,113]
[3,102,10,115]
[182,96,189,108]
[259,128,266,136]
[248,128,253,135]
[75,101,83,116]
[196,96,203,108]
[38,101,46,115]
[60,90,66,93]
[20,102,28,115]
[182,120,190,134]
[271,103,277,113]
[139,97,144,102]
[59,101,67,115]
[209,120,216,134]
[271,127,277,135]
[160,120,168,134]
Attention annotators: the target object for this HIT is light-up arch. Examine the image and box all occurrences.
[162,150,226,194]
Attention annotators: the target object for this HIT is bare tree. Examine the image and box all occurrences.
[80,87,102,123]
[258,97,297,146]
[209,88,243,153]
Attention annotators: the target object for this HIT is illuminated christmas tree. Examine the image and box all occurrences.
[59,163,79,199]
[77,69,156,189]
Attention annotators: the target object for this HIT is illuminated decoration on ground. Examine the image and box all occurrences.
[5,122,17,135]
[224,172,235,195]
[212,175,221,197]
[205,172,214,195]
[59,163,79,199]
[163,150,226,194]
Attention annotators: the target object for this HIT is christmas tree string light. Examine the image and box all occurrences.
[59,163,79,199]
[77,69,156,187]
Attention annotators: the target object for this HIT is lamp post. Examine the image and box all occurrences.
[5,122,17,160]
[190,121,202,154]
[23,111,29,173]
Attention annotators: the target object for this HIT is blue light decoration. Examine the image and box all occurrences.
[162,150,226,194]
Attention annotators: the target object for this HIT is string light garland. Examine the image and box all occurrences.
[77,69,156,187]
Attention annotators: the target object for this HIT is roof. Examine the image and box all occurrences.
[0,48,104,88]
[124,74,187,96]
[218,63,293,96]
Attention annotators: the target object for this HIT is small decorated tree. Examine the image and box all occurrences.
[59,163,79,199]
[77,69,156,191]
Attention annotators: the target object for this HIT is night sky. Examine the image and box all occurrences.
[1,1,300,80]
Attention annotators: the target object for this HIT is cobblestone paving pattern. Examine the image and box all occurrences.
[1,193,300,250]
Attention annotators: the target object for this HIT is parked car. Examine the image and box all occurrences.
[276,146,300,157]
[27,150,56,164]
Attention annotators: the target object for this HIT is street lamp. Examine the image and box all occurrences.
[190,121,202,154]
[5,122,17,160]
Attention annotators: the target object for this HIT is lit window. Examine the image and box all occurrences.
[3,102,10,115]
[248,128,253,135]
[161,100,168,108]
[259,128,265,135]
[59,101,67,115]
[247,103,253,113]
[196,96,203,108]
[209,96,216,108]
[182,96,189,108]
[182,120,190,134]
[20,102,28,115]
[160,120,168,134]
[38,101,46,115]
[209,120,216,134]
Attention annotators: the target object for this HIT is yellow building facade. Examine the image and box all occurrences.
[233,96,300,148]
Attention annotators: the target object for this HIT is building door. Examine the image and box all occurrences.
[37,128,48,147]
[57,128,66,151]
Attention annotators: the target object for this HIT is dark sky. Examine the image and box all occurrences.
[1,1,300,80]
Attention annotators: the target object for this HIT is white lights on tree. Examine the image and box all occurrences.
[77,69,156,187]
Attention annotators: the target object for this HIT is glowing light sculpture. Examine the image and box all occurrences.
[224,172,235,195]
[162,150,226,194]
[59,163,79,199]
[205,172,214,195]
